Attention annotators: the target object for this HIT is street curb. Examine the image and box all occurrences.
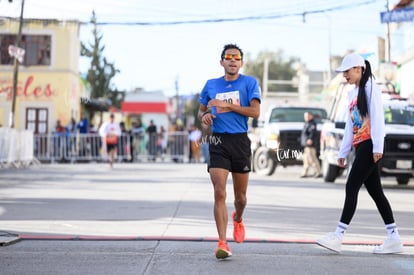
[0,234,21,246]
[15,234,414,246]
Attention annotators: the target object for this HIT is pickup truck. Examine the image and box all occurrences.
[250,105,327,176]
[319,83,414,185]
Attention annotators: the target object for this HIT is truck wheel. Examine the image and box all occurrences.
[322,159,339,183]
[253,147,276,176]
[396,176,410,185]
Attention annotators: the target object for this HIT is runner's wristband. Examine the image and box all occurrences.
[201,111,211,118]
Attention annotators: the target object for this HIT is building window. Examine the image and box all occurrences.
[0,34,51,66]
[26,108,48,134]
[0,34,15,65]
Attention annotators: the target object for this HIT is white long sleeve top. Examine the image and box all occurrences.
[99,121,122,137]
[338,79,385,159]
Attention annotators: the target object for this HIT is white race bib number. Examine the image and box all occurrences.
[215,91,240,113]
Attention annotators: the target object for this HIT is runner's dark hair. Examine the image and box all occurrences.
[221,43,244,60]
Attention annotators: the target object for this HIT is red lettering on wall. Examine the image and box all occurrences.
[44,84,53,97]
[33,87,42,97]
[23,75,34,97]
[0,75,57,100]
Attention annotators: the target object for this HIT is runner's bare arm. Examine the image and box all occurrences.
[207,98,260,119]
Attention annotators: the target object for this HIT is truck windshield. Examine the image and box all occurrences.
[269,108,327,123]
[384,105,414,126]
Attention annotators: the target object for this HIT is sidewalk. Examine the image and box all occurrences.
[0,163,413,274]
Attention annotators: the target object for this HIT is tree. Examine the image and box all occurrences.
[243,50,300,93]
[182,50,301,129]
[183,93,202,129]
[81,11,124,110]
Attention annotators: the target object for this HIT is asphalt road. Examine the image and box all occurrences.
[0,163,413,275]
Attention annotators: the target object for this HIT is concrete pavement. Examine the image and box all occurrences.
[0,162,413,274]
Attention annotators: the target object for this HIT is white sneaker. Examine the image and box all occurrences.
[316,232,342,253]
[373,238,403,254]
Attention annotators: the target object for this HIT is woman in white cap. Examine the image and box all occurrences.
[316,53,403,254]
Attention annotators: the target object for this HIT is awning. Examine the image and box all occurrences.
[121,102,167,114]
[82,98,110,112]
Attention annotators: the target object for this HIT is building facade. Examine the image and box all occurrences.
[121,88,170,131]
[388,0,414,99]
[0,18,85,132]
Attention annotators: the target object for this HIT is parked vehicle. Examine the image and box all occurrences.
[320,83,414,184]
[250,105,327,175]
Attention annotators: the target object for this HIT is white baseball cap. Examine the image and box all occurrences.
[335,53,365,72]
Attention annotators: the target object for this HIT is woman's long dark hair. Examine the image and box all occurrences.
[357,60,375,117]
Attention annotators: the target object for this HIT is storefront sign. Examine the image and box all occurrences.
[0,75,57,101]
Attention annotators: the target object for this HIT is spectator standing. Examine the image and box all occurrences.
[157,125,167,160]
[300,112,322,178]
[119,122,130,162]
[55,119,65,133]
[146,120,157,161]
[169,119,185,163]
[66,117,77,158]
[89,124,101,159]
[201,123,211,164]
[188,125,202,163]
[77,113,89,134]
[77,114,89,157]
[131,120,145,162]
[53,119,65,161]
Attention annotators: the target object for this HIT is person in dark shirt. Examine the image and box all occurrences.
[77,114,89,157]
[77,114,89,134]
[300,112,322,178]
[146,120,157,161]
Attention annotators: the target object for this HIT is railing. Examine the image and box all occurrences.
[33,131,192,164]
[0,127,35,168]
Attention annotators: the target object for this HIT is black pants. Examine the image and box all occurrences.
[340,139,395,225]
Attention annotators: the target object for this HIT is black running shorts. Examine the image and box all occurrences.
[106,143,117,152]
[208,133,251,173]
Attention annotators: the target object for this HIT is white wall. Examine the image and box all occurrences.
[142,113,169,132]
[400,57,414,100]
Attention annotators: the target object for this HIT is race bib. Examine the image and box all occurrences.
[215,91,240,113]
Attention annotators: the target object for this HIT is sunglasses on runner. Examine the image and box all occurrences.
[223,54,242,61]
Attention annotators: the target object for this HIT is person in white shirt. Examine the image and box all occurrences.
[99,113,121,168]
[316,53,403,254]
[188,125,202,163]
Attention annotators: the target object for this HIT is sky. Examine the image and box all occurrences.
[0,0,400,96]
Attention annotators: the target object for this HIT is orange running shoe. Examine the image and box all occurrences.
[215,240,232,259]
[232,210,245,243]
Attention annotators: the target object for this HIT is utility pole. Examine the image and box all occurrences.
[9,0,25,128]
[386,0,391,62]
[262,58,269,99]
[175,76,180,120]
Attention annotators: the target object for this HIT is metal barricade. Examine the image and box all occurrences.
[0,127,12,166]
[32,131,190,164]
[0,127,34,168]
[34,133,102,163]
[167,131,188,163]
[17,130,35,167]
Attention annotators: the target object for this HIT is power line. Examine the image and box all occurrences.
[1,0,379,26]
[88,0,378,26]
